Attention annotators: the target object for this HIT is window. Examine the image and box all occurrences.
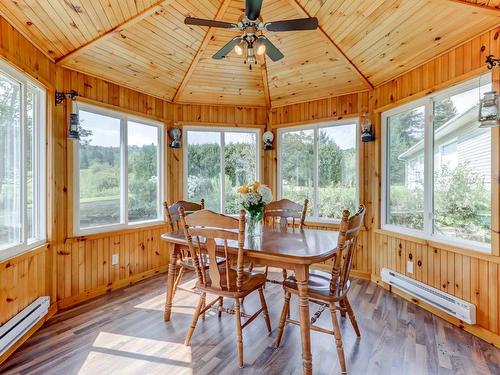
[0,60,46,259]
[74,103,163,234]
[278,120,359,221]
[382,74,491,250]
[184,127,259,214]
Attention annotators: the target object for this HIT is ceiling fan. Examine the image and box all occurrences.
[184,0,318,68]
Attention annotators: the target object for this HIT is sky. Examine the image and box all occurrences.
[187,130,256,145]
[79,110,157,147]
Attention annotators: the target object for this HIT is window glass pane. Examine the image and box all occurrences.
[281,129,314,213]
[78,110,121,228]
[318,124,357,219]
[433,83,491,244]
[128,122,159,222]
[26,87,35,241]
[186,131,221,212]
[387,106,425,230]
[224,132,257,214]
[0,73,21,250]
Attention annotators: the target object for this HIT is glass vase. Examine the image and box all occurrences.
[246,213,263,237]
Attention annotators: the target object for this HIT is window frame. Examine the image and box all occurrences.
[277,118,360,223]
[73,102,165,236]
[381,74,492,253]
[0,59,46,261]
[183,126,261,214]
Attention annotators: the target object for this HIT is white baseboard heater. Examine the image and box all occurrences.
[0,296,50,356]
[381,268,476,325]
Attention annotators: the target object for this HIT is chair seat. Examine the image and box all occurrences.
[179,256,225,270]
[196,267,267,298]
[283,269,350,302]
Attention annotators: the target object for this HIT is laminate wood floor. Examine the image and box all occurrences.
[1,271,499,375]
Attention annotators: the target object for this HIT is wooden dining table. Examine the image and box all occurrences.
[161,225,340,375]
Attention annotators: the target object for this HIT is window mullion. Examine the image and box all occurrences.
[20,82,27,245]
[122,118,128,225]
[423,99,434,236]
[220,131,225,213]
[313,127,319,218]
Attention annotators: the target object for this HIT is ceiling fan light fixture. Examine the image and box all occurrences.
[234,41,246,56]
[255,40,266,56]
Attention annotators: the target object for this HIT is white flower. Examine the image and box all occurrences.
[257,185,273,204]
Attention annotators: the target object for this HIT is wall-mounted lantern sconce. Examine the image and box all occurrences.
[169,127,182,148]
[263,130,274,150]
[478,55,500,128]
[55,90,80,139]
[360,112,374,142]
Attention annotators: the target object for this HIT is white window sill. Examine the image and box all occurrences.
[74,219,165,237]
[0,240,47,263]
[380,224,491,254]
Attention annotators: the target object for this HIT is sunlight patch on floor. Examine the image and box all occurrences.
[77,331,193,375]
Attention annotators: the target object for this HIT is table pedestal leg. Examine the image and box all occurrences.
[295,265,312,375]
[164,243,177,321]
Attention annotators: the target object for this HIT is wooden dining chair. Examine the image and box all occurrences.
[163,199,206,297]
[259,198,308,283]
[179,208,271,368]
[275,205,365,374]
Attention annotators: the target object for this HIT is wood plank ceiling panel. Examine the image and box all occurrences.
[61,0,223,101]
[301,0,500,86]
[262,0,367,107]
[0,0,160,59]
[176,0,267,107]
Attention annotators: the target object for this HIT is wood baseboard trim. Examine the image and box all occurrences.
[57,266,168,310]
[371,274,500,349]
[0,303,58,366]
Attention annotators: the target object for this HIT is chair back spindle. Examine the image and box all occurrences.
[179,208,246,292]
[264,198,308,229]
[330,206,365,297]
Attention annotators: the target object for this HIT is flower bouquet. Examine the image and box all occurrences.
[238,181,273,236]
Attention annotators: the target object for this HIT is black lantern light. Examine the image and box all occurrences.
[55,90,80,139]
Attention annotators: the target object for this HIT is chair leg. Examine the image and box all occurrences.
[344,297,360,337]
[201,298,206,321]
[172,266,184,299]
[247,262,254,272]
[330,303,347,373]
[275,291,291,348]
[184,292,206,346]
[218,297,223,318]
[339,299,347,318]
[282,268,287,282]
[234,298,244,368]
[258,287,272,333]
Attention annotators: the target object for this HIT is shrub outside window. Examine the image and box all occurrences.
[184,127,260,214]
[278,120,359,221]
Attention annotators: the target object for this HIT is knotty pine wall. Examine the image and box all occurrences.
[369,27,500,345]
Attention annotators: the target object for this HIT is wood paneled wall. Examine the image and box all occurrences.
[370,27,500,346]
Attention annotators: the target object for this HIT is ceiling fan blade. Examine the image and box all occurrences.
[213,37,243,60]
[245,0,263,21]
[257,36,284,62]
[185,17,237,29]
[265,17,318,32]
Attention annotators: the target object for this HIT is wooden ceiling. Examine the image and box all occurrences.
[1,0,499,107]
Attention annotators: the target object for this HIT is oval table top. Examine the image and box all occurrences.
[161,226,340,265]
